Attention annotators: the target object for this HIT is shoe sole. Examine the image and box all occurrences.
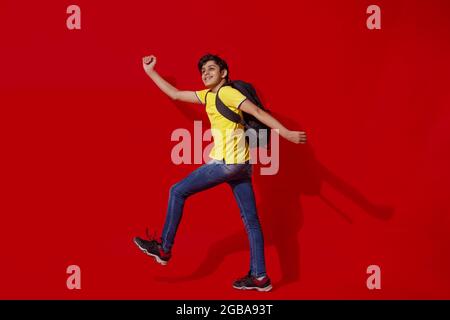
[233,284,273,292]
[133,238,168,266]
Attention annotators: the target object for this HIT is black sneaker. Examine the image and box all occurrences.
[133,236,171,266]
[233,273,273,292]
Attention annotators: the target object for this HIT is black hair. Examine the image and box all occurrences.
[197,54,229,82]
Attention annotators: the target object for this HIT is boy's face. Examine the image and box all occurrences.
[201,60,227,88]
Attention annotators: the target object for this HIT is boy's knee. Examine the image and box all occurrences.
[170,182,188,198]
[169,183,181,196]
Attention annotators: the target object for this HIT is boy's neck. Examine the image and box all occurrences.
[209,79,227,93]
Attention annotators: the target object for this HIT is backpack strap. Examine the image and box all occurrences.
[215,85,244,124]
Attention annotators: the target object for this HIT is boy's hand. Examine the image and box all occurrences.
[143,55,157,74]
[285,130,307,144]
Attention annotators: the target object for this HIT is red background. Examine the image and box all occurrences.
[1,0,450,299]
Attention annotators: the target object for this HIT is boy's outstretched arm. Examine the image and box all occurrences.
[239,100,307,144]
[142,55,201,104]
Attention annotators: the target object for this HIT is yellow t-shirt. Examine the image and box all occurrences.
[195,86,250,164]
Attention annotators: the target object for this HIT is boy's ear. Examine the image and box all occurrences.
[221,69,228,79]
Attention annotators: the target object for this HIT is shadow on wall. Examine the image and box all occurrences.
[154,100,394,288]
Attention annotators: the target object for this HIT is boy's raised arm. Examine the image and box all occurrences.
[143,55,201,104]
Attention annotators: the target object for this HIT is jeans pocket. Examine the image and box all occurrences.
[223,163,250,176]
[222,164,235,172]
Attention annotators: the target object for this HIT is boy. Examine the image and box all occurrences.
[134,54,307,292]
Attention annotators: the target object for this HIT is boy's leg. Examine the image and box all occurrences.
[228,167,267,279]
[161,160,242,252]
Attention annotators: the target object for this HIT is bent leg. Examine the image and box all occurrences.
[161,162,237,252]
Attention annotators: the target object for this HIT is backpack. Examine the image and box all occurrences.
[213,80,271,148]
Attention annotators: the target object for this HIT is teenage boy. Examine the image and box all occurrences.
[134,54,307,292]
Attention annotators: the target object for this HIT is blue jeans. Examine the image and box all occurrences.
[161,159,267,277]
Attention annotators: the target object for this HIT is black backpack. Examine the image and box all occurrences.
[211,80,271,148]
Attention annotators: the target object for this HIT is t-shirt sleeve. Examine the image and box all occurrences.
[218,87,247,110]
[195,89,209,105]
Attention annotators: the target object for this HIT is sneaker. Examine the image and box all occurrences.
[133,236,171,266]
[232,272,273,292]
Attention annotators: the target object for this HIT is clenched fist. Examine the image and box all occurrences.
[142,55,157,75]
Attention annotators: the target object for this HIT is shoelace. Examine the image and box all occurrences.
[239,272,266,284]
[145,227,159,242]
[145,228,171,257]
[237,272,253,282]
[145,227,162,245]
